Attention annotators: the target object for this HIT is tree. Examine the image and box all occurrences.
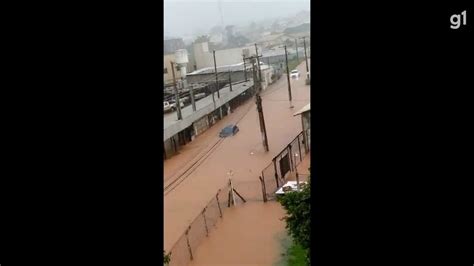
[249,21,257,31]
[195,35,210,43]
[163,250,171,265]
[210,25,224,34]
[271,20,281,32]
[278,172,311,263]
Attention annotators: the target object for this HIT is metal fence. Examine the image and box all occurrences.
[167,131,309,265]
[260,131,310,201]
[167,185,248,266]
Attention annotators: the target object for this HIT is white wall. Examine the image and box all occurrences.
[193,42,257,70]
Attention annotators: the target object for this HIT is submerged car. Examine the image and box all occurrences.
[219,125,239,138]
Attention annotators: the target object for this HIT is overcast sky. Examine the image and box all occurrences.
[164,0,310,38]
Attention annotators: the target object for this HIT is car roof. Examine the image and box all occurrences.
[224,124,235,129]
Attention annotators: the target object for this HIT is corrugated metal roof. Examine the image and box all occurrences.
[293,103,310,116]
[188,62,271,75]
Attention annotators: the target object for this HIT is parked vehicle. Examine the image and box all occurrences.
[194,93,206,100]
[290,69,300,79]
[219,124,239,138]
[169,100,184,111]
[164,101,172,113]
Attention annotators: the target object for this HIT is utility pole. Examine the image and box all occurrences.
[170,61,182,120]
[243,55,269,152]
[188,81,196,112]
[301,37,309,74]
[256,93,269,152]
[295,39,299,62]
[284,45,293,108]
[243,54,263,92]
[254,43,262,82]
[242,54,248,82]
[213,50,220,98]
[252,59,258,93]
[228,70,232,92]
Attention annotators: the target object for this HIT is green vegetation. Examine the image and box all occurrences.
[277,171,311,264]
[287,242,308,266]
[287,58,304,72]
[163,250,171,265]
[284,23,310,34]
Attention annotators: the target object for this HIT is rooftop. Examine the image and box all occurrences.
[293,103,310,116]
[188,62,271,76]
[164,80,254,141]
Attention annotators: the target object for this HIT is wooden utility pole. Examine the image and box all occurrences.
[252,59,257,93]
[284,45,293,108]
[256,93,269,152]
[243,55,269,152]
[243,54,263,92]
[228,70,232,92]
[295,39,299,62]
[254,43,262,82]
[170,61,182,120]
[213,50,220,98]
[301,37,309,73]
[242,54,248,82]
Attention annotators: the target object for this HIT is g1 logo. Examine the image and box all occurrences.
[450,10,467,29]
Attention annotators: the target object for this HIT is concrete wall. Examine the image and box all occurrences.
[164,135,180,159]
[193,116,209,136]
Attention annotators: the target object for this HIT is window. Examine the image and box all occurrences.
[164,67,168,74]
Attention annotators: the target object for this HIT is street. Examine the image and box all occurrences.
[164,60,310,251]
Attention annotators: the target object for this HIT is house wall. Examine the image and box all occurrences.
[301,112,311,152]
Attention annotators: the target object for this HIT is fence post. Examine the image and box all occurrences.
[273,159,279,187]
[216,190,223,218]
[259,176,267,202]
[298,134,303,163]
[202,207,209,237]
[289,144,294,172]
[185,226,194,260]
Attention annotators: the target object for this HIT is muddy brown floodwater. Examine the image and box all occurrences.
[188,201,288,266]
[164,60,311,263]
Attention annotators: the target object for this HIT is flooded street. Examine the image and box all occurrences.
[187,201,287,266]
[164,60,310,258]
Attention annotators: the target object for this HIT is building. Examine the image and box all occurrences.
[192,42,256,70]
[164,38,185,55]
[164,54,183,85]
[209,33,224,45]
[186,62,274,91]
[293,103,310,153]
[260,47,304,68]
[164,80,256,159]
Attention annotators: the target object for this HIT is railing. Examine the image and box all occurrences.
[260,130,310,201]
[167,188,229,266]
[166,130,310,265]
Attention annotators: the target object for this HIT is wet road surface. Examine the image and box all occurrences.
[164,60,310,252]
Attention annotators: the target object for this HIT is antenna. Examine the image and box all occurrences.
[218,0,224,26]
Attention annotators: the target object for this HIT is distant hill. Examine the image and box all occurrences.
[283,23,310,34]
